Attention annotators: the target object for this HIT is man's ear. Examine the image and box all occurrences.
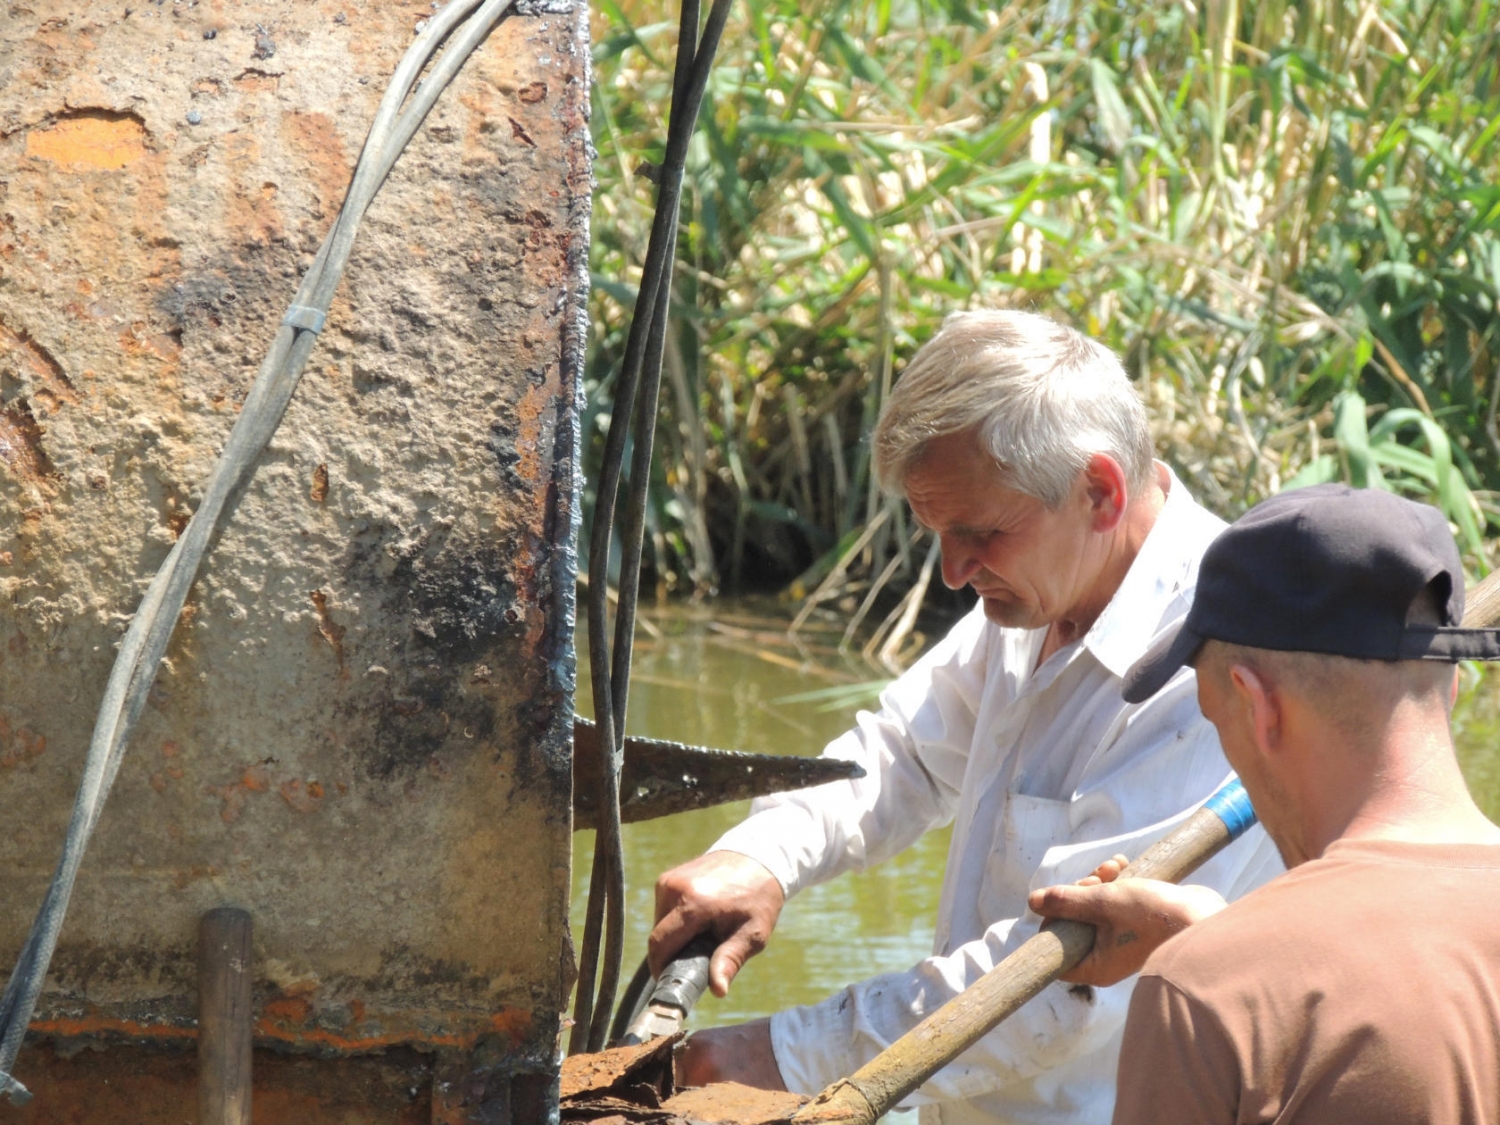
[1228,662,1281,758]
[1082,454,1128,533]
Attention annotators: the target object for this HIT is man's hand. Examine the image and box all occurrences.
[675,1019,787,1091]
[1027,855,1226,987]
[650,851,785,997]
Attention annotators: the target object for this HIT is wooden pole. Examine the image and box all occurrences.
[791,799,1245,1124]
[792,569,1500,1125]
[198,906,253,1125]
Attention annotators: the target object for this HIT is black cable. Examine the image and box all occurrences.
[571,0,734,1056]
[608,956,656,1047]
[568,0,703,1056]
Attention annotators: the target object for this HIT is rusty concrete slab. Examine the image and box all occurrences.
[0,0,589,1113]
[12,1040,435,1124]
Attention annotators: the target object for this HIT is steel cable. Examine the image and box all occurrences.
[571,0,734,1056]
[0,0,516,1102]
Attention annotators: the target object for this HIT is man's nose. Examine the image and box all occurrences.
[939,537,978,590]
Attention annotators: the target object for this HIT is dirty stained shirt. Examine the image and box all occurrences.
[712,467,1284,1125]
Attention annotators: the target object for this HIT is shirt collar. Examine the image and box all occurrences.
[1083,464,1217,680]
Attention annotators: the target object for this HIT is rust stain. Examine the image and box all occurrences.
[25,112,147,169]
[221,132,285,249]
[281,111,351,219]
[33,1003,532,1055]
[207,787,246,823]
[262,995,314,1024]
[171,862,221,890]
[254,1006,533,1053]
[0,400,60,483]
[150,744,187,790]
[512,378,551,486]
[507,116,536,147]
[0,321,78,413]
[488,1005,531,1043]
[0,715,46,770]
[517,81,548,104]
[663,1083,809,1123]
[118,319,183,362]
[30,1015,193,1042]
[206,763,272,822]
[457,85,500,166]
[163,494,191,538]
[309,462,329,502]
[309,589,347,677]
[560,1036,677,1100]
[9,102,181,395]
[278,777,325,813]
[233,67,283,93]
[14,1041,435,1124]
[33,16,97,56]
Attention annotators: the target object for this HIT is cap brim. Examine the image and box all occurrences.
[1123,621,1206,704]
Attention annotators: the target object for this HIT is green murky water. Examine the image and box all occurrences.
[572,600,1500,1032]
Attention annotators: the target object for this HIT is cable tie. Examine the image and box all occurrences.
[0,1071,33,1106]
[282,305,327,334]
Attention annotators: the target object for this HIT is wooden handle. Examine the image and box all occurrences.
[198,906,253,1125]
[791,801,1239,1124]
[1462,570,1500,628]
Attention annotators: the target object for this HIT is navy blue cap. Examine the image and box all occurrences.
[1124,484,1500,704]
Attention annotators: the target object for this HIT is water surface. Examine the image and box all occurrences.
[572,599,1500,1033]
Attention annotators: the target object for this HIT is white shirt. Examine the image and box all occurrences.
[713,468,1283,1125]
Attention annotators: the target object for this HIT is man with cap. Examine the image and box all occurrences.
[1030,483,1500,1124]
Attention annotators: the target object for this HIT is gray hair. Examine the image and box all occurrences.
[872,310,1153,507]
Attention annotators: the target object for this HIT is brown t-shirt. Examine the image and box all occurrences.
[1113,837,1500,1125]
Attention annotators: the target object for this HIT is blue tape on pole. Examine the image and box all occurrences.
[1204,778,1258,841]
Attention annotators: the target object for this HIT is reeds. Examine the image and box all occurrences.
[587,0,1500,660]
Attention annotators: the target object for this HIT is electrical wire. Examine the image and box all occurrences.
[0,0,517,1103]
[570,0,734,1057]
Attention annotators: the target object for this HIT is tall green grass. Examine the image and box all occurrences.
[586,0,1500,650]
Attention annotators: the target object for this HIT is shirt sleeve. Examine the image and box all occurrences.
[762,672,1283,1103]
[710,604,994,898]
[766,819,1277,1103]
[1112,975,1240,1125]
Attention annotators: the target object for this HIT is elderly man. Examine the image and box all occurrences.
[651,310,1280,1123]
[1032,484,1500,1124]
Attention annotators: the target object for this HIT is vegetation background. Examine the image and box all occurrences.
[584,0,1500,668]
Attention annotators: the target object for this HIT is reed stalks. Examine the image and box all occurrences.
[586,0,1500,666]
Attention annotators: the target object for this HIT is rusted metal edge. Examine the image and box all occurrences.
[571,717,865,831]
[27,1003,534,1055]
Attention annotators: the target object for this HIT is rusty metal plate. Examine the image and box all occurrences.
[571,718,866,830]
[0,0,589,1105]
